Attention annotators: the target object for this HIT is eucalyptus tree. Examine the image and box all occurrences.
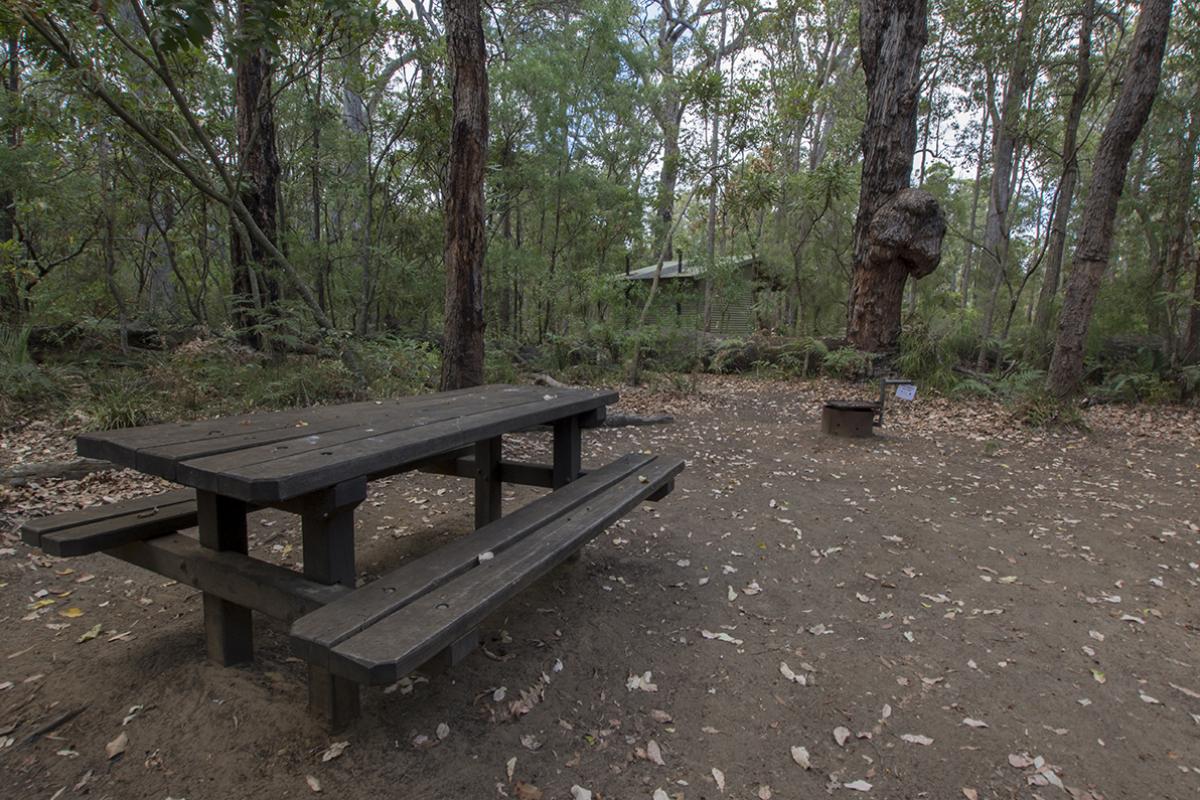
[845,0,946,352]
[1047,0,1174,397]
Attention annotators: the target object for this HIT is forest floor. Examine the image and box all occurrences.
[1,375,1199,800]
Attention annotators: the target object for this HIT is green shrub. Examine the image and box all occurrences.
[0,326,69,416]
[360,337,440,396]
[243,360,362,409]
[1011,390,1087,430]
[1095,370,1176,404]
[89,376,160,430]
[822,346,872,379]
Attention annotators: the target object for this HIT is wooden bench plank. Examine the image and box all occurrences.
[290,453,655,668]
[109,533,349,623]
[21,491,198,557]
[317,456,684,684]
[20,489,195,538]
[178,389,618,503]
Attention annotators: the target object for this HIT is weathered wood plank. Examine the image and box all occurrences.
[76,385,522,467]
[31,500,198,557]
[108,534,348,622]
[553,415,582,488]
[178,389,617,503]
[20,489,195,540]
[300,480,363,729]
[197,491,254,666]
[474,437,502,529]
[419,456,558,489]
[324,456,684,684]
[133,389,536,480]
[290,453,653,667]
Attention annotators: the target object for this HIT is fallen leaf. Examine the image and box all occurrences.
[962,789,978,800]
[77,623,102,643]
[305,775,321,793]
[436,722,450,740]
[780,662,807,685]
[569,786,592,800]
[961,718,988,728]
[713,766,726,793]
[627,672,658,692]
[791,745,811,769]
[514,781,542,800]
[702,629,743,645]
[834,726,851,747]
[650,709,673,723]
[520,734,542,751]
[320,741,350,762]
[844,779,872,792]
[646,739,665,765]
[900,733,933,746]
[105,732,127,760]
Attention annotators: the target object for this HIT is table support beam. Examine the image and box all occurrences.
[196,491,254,666]
[553,416,582,489]
[301,478,366,730]
[474,436,503,528]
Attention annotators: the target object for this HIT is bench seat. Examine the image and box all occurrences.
[291,452,684,685]
[21,489,198,557]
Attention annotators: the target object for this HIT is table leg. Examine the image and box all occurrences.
[554,415,585,561]
[475,436,502,528]
[196,491,253,666]
[301,479,365,729]
[553,416,582,488]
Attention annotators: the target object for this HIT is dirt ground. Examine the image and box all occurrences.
[1,376,1199,800]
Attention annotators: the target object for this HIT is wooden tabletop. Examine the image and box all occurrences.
[78,385,617,504]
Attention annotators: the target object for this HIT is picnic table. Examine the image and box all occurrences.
[21,385,682,728]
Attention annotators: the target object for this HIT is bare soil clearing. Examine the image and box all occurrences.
[1,376,1198,800]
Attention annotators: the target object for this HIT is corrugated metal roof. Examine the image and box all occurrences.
[621,254,758,281]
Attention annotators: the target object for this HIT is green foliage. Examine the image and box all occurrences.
[822,347,872,380]
[88,376,160,430]
[1011,390,1088,430]
[358,337,440,397]
[0,326,68,417]
[1094,370,1177,404]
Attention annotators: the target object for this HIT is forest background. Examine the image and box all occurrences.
[1,0,1197,429]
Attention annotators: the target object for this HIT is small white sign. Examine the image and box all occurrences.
[895,384,917,401]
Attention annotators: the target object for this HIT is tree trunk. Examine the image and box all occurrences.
[976,0,1036,366]
[702,10,726,334]
[959,102,989,307]
[440,0,489,391]
[846,0,945,352]
[654,31,682,258]
[1160,104,1198,362]
[1,35,20,320]
[1046,0,1174,398]
[231,2,282,351]
[1030,0,1094,355]
[1183,237,1200,365]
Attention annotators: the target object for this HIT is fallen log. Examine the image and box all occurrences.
[1,458,116,485]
